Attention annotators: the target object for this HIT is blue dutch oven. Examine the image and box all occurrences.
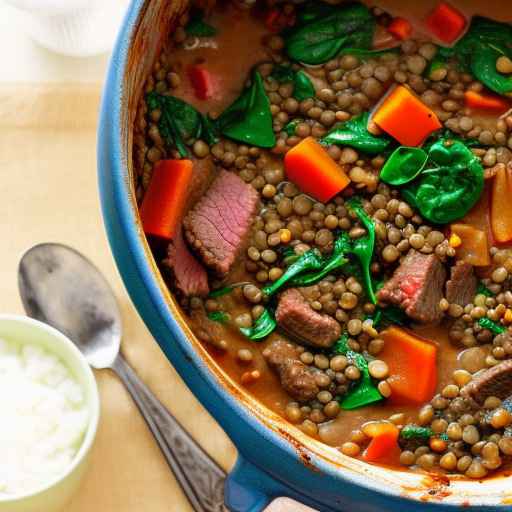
[97,1,512,509]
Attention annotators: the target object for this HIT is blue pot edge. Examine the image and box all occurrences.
[95,1,508,510]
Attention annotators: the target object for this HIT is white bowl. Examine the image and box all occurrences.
[0,314,100,512]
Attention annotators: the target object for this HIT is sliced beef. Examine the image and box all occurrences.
[446,261,477,307]
[263,339,319,402]
[275,288,341,349]
[461,359,512,405]
[162,228,209,297]
[377,250,446,323]
[183,169,259,276]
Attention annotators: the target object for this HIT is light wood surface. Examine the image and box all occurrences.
[0,83,318,512]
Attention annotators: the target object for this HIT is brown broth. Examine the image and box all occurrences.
[154,0,512,453]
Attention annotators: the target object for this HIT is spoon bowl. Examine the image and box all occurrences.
[18,243,121,369]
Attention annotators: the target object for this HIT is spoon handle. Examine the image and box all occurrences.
[112,354,227,512]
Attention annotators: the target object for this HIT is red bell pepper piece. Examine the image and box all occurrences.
[387,17,412,41]
[188,65,214,101]
[426,2,466,44]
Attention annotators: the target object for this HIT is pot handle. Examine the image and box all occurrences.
[225,456,319,512]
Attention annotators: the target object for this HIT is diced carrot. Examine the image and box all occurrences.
[188,66,214,101]
[372,85,442,146]
[140,159,193,240]
[379,327,437,406]
[387,17,412,41]
[362,422,400,462]
[450,224,491,266]
[491,164,512,243]
[464,90,510,113]
[284,137,350,202]
[425,2,466,44]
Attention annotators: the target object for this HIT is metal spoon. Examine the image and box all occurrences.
[18,243,227,512]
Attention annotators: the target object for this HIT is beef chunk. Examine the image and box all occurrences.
[162,229,209,297]
[184,170,259,276]
[446,261,477,307]
[189,308,227,350]
[461,359,512,405]
[275,288,341,349]
[377,250,446,323]
[263,339,319,402]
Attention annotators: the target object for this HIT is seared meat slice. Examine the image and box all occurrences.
[377,250,446,323]
[162,228,209,297]
[461,358,512,405]
[263,339,319,402]
[184,169,259,276]
[446,261,477,307]
[275,289,341,349]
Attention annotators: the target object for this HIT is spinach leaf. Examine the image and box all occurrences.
[413,140,484,224]
[295,1,338,25]
[270,66,315,102]
[334,334,382,410]
[284,118,302,136]
[284,2,375,65]
[477,282,494,297]
[207,311,229,323]
[446,16,512,95]
[262,249,324,297]
[380,146,429,186]
[289,233,350,287]
[322,112,390,154]
[240,308,277,340]
[400,425,433,440]
[185,13,217,37]
[146,92,219,157]
[370,305,408,329]
[346,198,377,304]
[215,71,276,148]
[479,317,506,335]
[293,71,315,101]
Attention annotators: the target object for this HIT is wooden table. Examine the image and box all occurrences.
[0,84,315,512]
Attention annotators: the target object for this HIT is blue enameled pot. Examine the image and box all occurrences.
[97,1,511,509]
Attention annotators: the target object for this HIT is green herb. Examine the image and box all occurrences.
[270,66,315,102]
[380,146,429,186]
[284,118,301,137]
[479,317,506,335]
[441,17,512,95]
[215,71,276,148]
[295,1,338,25]
[334,334,382,410]
[185,13,217,37]
[346,198,377,304]
[322,112,390,155]
[262,249,324,297]
[146,92,218,157]
[207,311,229,323]
[240,308,277,340]
[289,233,350,287]
[284,2,375,65]
[477,282,494,297]
[400,425,433,440]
